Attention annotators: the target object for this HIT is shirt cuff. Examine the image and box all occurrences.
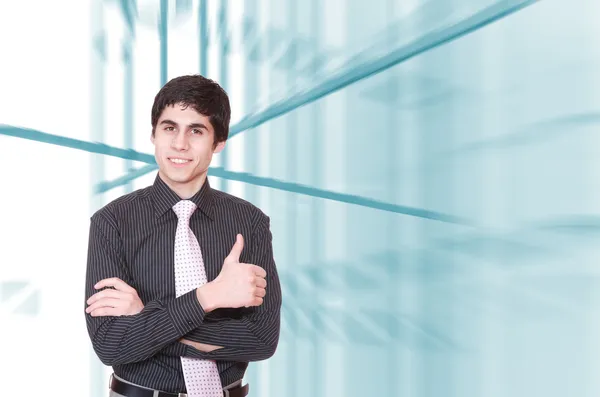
[167,289,206,335]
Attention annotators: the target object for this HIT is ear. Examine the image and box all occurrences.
[213,140,226,154]
[150,132,155,144]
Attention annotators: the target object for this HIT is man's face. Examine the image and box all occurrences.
[151,103,225,192]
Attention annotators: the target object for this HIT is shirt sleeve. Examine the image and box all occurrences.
[84,211,208,366]
[178,214,282,362]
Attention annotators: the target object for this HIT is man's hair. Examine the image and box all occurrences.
[151,74,231,144]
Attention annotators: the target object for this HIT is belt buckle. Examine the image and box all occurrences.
[178,394,188,397]
[223,389,229,397]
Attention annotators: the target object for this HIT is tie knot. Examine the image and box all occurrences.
[173,200,197,221]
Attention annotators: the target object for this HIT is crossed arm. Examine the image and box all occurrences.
[84,211,282,366]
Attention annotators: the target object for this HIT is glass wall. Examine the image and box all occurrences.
[2,0,600,396]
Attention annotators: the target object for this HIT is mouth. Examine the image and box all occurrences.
[168,157,192,167]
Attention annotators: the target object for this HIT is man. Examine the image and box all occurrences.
[84,75,282,397]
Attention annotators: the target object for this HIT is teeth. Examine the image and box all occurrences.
[170,158,190,164]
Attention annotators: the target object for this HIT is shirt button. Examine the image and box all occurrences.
[187,320,194,325]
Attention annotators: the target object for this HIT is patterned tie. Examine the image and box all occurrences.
[173,200,223,397]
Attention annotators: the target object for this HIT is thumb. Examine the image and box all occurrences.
[225,234,244,263]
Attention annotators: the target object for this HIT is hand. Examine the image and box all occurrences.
[86,277,144,317]
[202,234,267,310]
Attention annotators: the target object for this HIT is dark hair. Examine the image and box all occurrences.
[151,74,231,144]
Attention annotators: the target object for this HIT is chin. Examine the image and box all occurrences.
[165,173,193,184]
[165,168,204,183]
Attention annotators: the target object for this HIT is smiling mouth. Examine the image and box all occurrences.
[168,157,192,165]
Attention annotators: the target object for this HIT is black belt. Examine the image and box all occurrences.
[109,374,249,397]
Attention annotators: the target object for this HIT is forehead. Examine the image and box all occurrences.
[158,103,213,129]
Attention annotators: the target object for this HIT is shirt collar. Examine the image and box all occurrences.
[150,172,215,220]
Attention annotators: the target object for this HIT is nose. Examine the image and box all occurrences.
[171,131,189,151]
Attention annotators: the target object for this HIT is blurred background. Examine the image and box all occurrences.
[1,0,600,396]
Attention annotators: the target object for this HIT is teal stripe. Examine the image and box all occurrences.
[198,0,208,75]
[118,0,136,35]
[0,125,471,224]
[0,124,156,163]
[44,0,536,196]
[159,0,168,85]
[228,0,538,138]
[96,165,157,194]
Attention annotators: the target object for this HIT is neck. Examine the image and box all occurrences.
[159,171,207,199]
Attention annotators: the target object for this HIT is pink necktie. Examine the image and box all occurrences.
[173,200,223,397]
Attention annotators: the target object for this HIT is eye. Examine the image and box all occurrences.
[191,129,203,135]
[164,126,175,132]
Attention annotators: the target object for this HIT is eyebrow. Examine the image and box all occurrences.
[159,119,209,131]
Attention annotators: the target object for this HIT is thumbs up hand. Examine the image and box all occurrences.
[205,234,267,310]
[224,233,245,265]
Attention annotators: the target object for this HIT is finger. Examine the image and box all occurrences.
[225,234,244,262]
[250,297,264,306]
[254,277,267,288]
[94,277,136,293]
[253,287,266,298]
[86,298,122,313]
[87,289,129,305]
[251,265,267,278]
[86,298,122,314]
[90,307,125,317]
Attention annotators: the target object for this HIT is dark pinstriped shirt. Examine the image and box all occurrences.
[84,173,282,393]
